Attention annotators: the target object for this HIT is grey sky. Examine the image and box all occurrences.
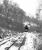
[10,0,39,17]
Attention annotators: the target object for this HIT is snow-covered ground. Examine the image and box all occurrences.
[0,32,41,50]
[20,32,40,50]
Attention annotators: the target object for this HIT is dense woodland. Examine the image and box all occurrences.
[0,0,42,33]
